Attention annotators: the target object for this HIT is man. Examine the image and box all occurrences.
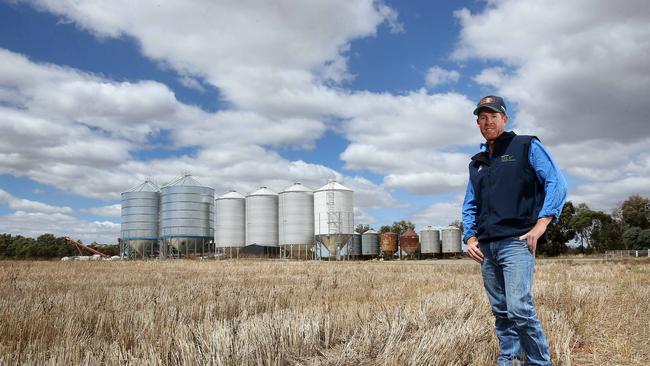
[462,95,567,365]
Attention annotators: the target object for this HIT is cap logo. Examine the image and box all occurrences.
[479,97,494,105]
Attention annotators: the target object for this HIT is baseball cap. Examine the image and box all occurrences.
[473,95,507,116]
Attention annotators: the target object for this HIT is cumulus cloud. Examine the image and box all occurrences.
[473,67,507,87]
[425,66,460,87]
[0,189,72,214]
[84,204,121,217]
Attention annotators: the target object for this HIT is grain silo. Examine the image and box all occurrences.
[361,229,379,257]
[246,187,279,247]
[420,226,441,256]
[120,179,160,258]
[441,227,462,254]
[279,183,314,259]
[348,233,362,258]
[215,191,246,255]
[380,231,398,258]
[314,180,354,258]
[159,174,214,257]
[400,228,419,258]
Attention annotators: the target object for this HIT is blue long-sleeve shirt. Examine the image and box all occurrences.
[462,139,567,243]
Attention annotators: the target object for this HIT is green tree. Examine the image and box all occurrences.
[390,220,415,235]
[639,229,650,249]
[590,212,624,252]
[379,225,392,234]
[620,194,650,229]
[355,224,370,234]
[540,201,576,256]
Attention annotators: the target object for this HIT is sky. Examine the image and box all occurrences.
[1,0,649,244]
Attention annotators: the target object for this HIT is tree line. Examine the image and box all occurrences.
[0,234,119,259]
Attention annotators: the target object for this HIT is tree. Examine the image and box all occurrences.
[590,212,624,252]
[379,225,392,234]
[540,201,575,256]
[624,227,650,249]
[355,224,370,234]
[390,220,415,235]
[620,194,650,229]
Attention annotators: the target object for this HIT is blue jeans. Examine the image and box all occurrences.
[480,238,552,366]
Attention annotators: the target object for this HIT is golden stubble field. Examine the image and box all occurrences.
[0,258,648,365]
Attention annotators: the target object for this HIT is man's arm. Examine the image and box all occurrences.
[519,139,568,252]
[462,181,483,263]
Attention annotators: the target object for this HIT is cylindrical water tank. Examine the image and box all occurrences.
[121,179,159,256]
[246,187,278,246]
[348,233,362,256]
[420,226,441,254]
[313,181,354,255]
[215,191,245,248]
[380,232,398,257]
[441,227,462,253]
[400,228,419,256]
[160,175,214,253]
[361,229,379,256]
[279,183,314,246]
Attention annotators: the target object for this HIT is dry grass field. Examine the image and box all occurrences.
[0,258,648,365]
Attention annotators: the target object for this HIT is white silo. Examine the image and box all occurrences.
[160,174,214,256]
[420,226,442,255]
[246,187,279,246]
[121,179,159,258]
[441,227,462,253]
[313,180,354,257]
[279,183,314,257]
[215,191,246,248]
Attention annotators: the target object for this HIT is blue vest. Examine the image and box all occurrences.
[468,131,545,243]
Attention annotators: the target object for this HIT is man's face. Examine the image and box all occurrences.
[477,110,508,142]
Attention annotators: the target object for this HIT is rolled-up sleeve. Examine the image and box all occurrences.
[462,180,478,243]
[529,139,568,223]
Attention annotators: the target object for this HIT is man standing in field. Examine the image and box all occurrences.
[462,95,567,365]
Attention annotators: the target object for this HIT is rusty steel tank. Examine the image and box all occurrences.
[380,231,398,257]
[400,228,419,257]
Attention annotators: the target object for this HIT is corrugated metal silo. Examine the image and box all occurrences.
[380,231,398,257]
[400,228,419,257]
[279,183,314,258]
[313,180,354,257]
[215,191,246,248]
[420,226,441,254]
[361,229,379,257]
[121,179,159,257]
[348,233,362,256]
[160,174,214,256]
[246,187,279,246]
[441,227,462,253]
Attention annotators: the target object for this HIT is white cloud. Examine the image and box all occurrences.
[84,204,121,217]
[473,67,507,87]
[425,66,460,87]
[0,189,72,214]
[410,197,464,229]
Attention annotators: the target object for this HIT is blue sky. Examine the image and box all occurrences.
[1,0,649,243]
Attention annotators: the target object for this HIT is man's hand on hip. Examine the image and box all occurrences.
[519,217,553,254]
[466,237,483,263]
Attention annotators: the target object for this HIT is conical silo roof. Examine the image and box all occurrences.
[315,180,352,192]
[218,190,245,200]
[163,174,204,187]
[364,229,378,235]
[401,228,418,237]
[248,186,278,196]
[280,182,313,193]
[126,179,159,192]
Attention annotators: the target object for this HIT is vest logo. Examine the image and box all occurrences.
[501,154,516,163]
